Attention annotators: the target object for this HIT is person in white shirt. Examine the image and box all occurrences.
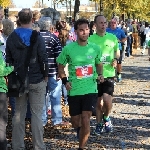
[142,22,150,54]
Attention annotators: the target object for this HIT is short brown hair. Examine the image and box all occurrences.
[18,8,32,24]
[16,19,21,27]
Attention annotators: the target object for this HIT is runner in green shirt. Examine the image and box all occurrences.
[57,19,104,150]
[57,41,102,96]
[88,15,120,135]
[89,32,118,78]
[0,50,13,149]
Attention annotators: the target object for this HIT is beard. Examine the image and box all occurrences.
[78,37,87,42]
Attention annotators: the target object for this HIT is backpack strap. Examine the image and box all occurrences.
[25,30,39,68]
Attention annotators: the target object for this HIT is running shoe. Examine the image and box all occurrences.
[103,117,113,133]
[117,74,122,82]
[94,123,104,135]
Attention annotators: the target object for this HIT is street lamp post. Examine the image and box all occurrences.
[4,8,9,19]
[121,2,126,21]
[74,0,80,21]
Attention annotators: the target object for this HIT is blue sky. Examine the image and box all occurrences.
[13,0,88,8]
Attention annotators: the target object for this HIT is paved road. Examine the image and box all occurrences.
[110,50,150,149]
[43,49,150,149]
[7,49,150,150]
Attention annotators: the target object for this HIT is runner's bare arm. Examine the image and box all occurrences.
[111,50,120,67]
[96,63,103,75]
[96,63,104,82]
[58,63,72,90]
[58,64,66,78]
[114,50,120,59]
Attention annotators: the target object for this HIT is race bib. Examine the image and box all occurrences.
[75,65,93,79]
[101,54,110,64]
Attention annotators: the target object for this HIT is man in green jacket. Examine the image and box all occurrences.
[0,50,13,149]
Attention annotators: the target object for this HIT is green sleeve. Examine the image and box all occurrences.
[95,46,102,64]
[0,65,13,77]
[0,51,13,76]
[56,46,68,66]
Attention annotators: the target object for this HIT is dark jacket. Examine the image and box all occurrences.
[6,30,48,85]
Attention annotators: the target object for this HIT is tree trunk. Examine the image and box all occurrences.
[66,0,68,16]
[132,13,135,20]
[74,0,80,21]
[127,12,130,19]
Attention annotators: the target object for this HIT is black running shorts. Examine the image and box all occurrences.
[68,93,98,116]
[98,79,114,97]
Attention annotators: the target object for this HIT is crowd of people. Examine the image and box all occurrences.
[0,8,150,150]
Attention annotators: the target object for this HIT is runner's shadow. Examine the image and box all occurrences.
[89,116,150,149]
[122,66,150,81]
[113,96,150,106]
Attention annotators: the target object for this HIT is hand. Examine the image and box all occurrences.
[111,59,117,68]
[44,77,48,82]
[5,77,8,85]
[97,75,104,83]
[56,74,60,81]
[65,82,72,90]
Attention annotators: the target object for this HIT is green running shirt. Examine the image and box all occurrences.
[88,33,119,78]
[56,41,102,96]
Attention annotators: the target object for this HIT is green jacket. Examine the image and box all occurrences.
[0,50,13,93]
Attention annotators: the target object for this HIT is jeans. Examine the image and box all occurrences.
[42,76,63,125]
[126,36,132,57]
[9,97,31,118]
[0,93,7,150]
[62,84,68,105]
[9,97,15,116]
[122,41,127,60]
[12,81,47,150]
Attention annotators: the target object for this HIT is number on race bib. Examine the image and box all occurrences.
[101,54,110,64]
[75,65,93,79]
